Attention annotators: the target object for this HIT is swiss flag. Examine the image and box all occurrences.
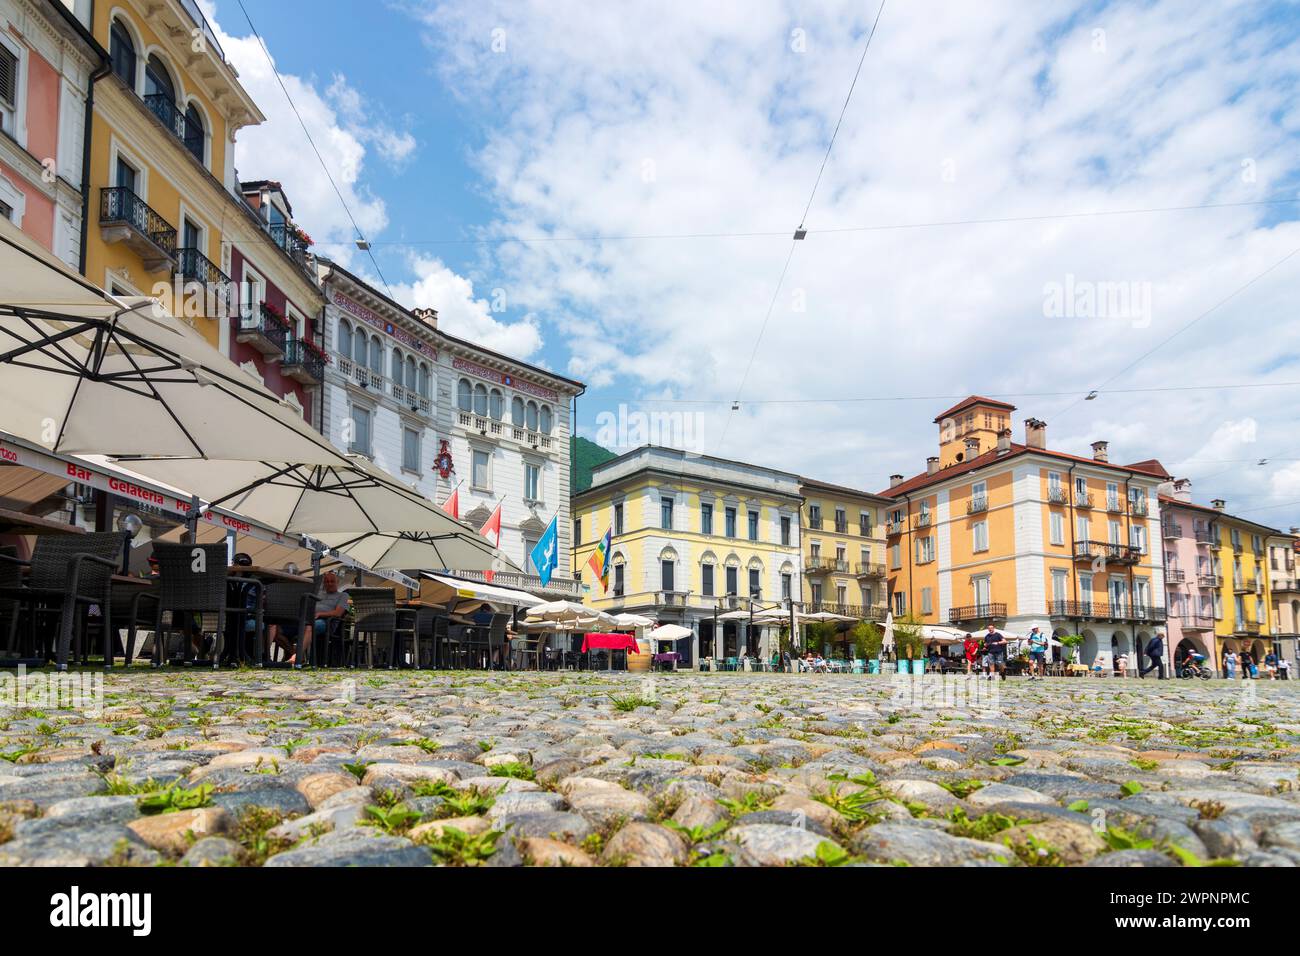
[441,487,459,520]
[478,501,503,548]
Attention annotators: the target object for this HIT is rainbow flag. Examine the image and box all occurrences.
[586,527,612,592]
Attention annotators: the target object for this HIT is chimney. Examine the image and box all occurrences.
[1290,527,1298,535]
[963,437,980,459]
[1211,498,1225,511]
[1173,478,1192,503]
[926,456,939,476]
[1091,440,1109,463]
[1025,418,1046,449]
[996,428,1011,455]
[889,474,904,488]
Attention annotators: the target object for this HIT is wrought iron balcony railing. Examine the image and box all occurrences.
[234,303,288,358]
[143,94,204,161]
[175,247,230,288]
[949,602,1007,623]
[1073,540,1140,564]
[99,187,176,268]
[1047,487,1070,505]
[281,339,325,384]
[967,496,988,514]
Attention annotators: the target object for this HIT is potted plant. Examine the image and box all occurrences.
[1059,633,1085,670]
[852,620,882,673]
[893,614,926,674]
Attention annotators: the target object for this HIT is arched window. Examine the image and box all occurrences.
[352,329,366,367]
[144,54,175,101]
[473,383,488,417]
[418,363,431,398]
[457,378,472,411]
[511,396,525,426]
[337,320,352,358]
[368,335,382,374]
[405,355,417,390]
[539,404,552,434]
[391,347,404,380]
[183,103,204,163]
[489,389,504,420]
[110,19,136,89]
[526,400,539,431]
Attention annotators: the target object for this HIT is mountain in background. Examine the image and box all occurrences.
[571,436,617,493]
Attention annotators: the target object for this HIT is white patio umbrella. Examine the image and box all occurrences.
[648,623,693,642]
[315,526,516,573]
[527,600,605,623]
[610,613,655,629]
[0,219,342,464]
[803,610,856,622]
[881,611,896,658]
[124,451,475,535]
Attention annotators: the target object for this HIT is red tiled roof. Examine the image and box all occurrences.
[881,444,1170,498]
[1123,459,1171,479]
[1158,495,1286,536]
[932,395,1017,423]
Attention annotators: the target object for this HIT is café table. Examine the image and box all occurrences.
[0,508,85,536]
[652,651,680,672]
[581,632,640,671]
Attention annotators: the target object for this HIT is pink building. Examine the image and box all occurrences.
[1159,480,1218,666]
[0,0,106,267]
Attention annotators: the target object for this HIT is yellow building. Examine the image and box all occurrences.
[798,477,889,621]
[882,397,1168,669]
[84,0,262,349]
[572,445,802,665]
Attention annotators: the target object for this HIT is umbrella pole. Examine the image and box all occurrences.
[184,494,200,543]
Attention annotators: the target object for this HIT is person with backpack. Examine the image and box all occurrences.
[1139,631,1165,679]
[1026,626,1048,680]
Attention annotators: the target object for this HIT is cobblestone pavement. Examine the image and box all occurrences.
[2,669,1299,867]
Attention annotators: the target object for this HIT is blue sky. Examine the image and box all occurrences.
[208,0,1300,527]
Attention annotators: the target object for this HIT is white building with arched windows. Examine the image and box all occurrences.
[318,258,584,595]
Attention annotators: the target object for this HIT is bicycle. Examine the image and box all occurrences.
[1177,659,1212,680]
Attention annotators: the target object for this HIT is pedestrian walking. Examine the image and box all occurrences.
[984,622,1008,681]
[1139,631,1165,679]
[963,633,979,674]
[1026,626,1047,680]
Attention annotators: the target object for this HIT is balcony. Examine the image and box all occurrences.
[655,590,691,609]
[1232,541,1243,555]
[834,521,848,534]
[99,187,176,271]
[1130,498,1149,517]
[1074,492,1093,509]
[1165,568,1185,584]
[886,520,905,536]
[967,496,988,514]
[1232,580,1250,594]
[855,561,886,578]
[235,303,288,359]
[1273,578,1300,593]
[1234,620,1261,637]
[454,568,581,598]
[269,222,314,278]
[915,513,932,528]
[143,94,204,162]
[1073,540,1140,565]
[1179,614,1215,632]
[391,381,433,417]
[801,601,883,620]
[807,515,822,530]
[806,557,849,575]
[176,246,230,287]
[1106,498,1124,513]
[1048,600,1166,623]
[455,411,555,451]
[949,603,1007,624]
[1195,528,1214,545]
[1197,573,1222,589]
[281,339,325,385]
[1162,521,1182,539]
[858,522,873,537]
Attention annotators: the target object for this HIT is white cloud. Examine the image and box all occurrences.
[406,0,1300,523]
[390,254,543,358]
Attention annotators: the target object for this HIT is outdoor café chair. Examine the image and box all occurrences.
[262,581,315,667]
[150,542,230,668]
[107,579,160,666]
[346,588,416,668]
[0,545,21,656]
[0,531,126,670]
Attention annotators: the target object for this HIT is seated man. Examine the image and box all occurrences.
[277,572,349,666]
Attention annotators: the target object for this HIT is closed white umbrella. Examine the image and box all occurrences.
[0,220,342,464]
[881,611,896,658]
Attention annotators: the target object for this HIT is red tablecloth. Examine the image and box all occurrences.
[581,632,640,653]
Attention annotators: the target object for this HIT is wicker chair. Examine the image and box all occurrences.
[107,582,160,666]
[261,581,314,666]
[346,588,416,668]
[150,542,229,668]
[0,531,126,670]
[0,545,21,657]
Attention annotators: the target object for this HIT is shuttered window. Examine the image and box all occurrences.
[0,43,17,130]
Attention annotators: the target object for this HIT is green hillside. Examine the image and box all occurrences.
[571,436,617,493]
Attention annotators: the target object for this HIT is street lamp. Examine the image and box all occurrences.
[117,512,142,574]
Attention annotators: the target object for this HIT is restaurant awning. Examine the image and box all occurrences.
[420,572,540,609]
[0,218,344,465]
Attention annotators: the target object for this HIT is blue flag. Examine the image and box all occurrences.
[530,515,559,586]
